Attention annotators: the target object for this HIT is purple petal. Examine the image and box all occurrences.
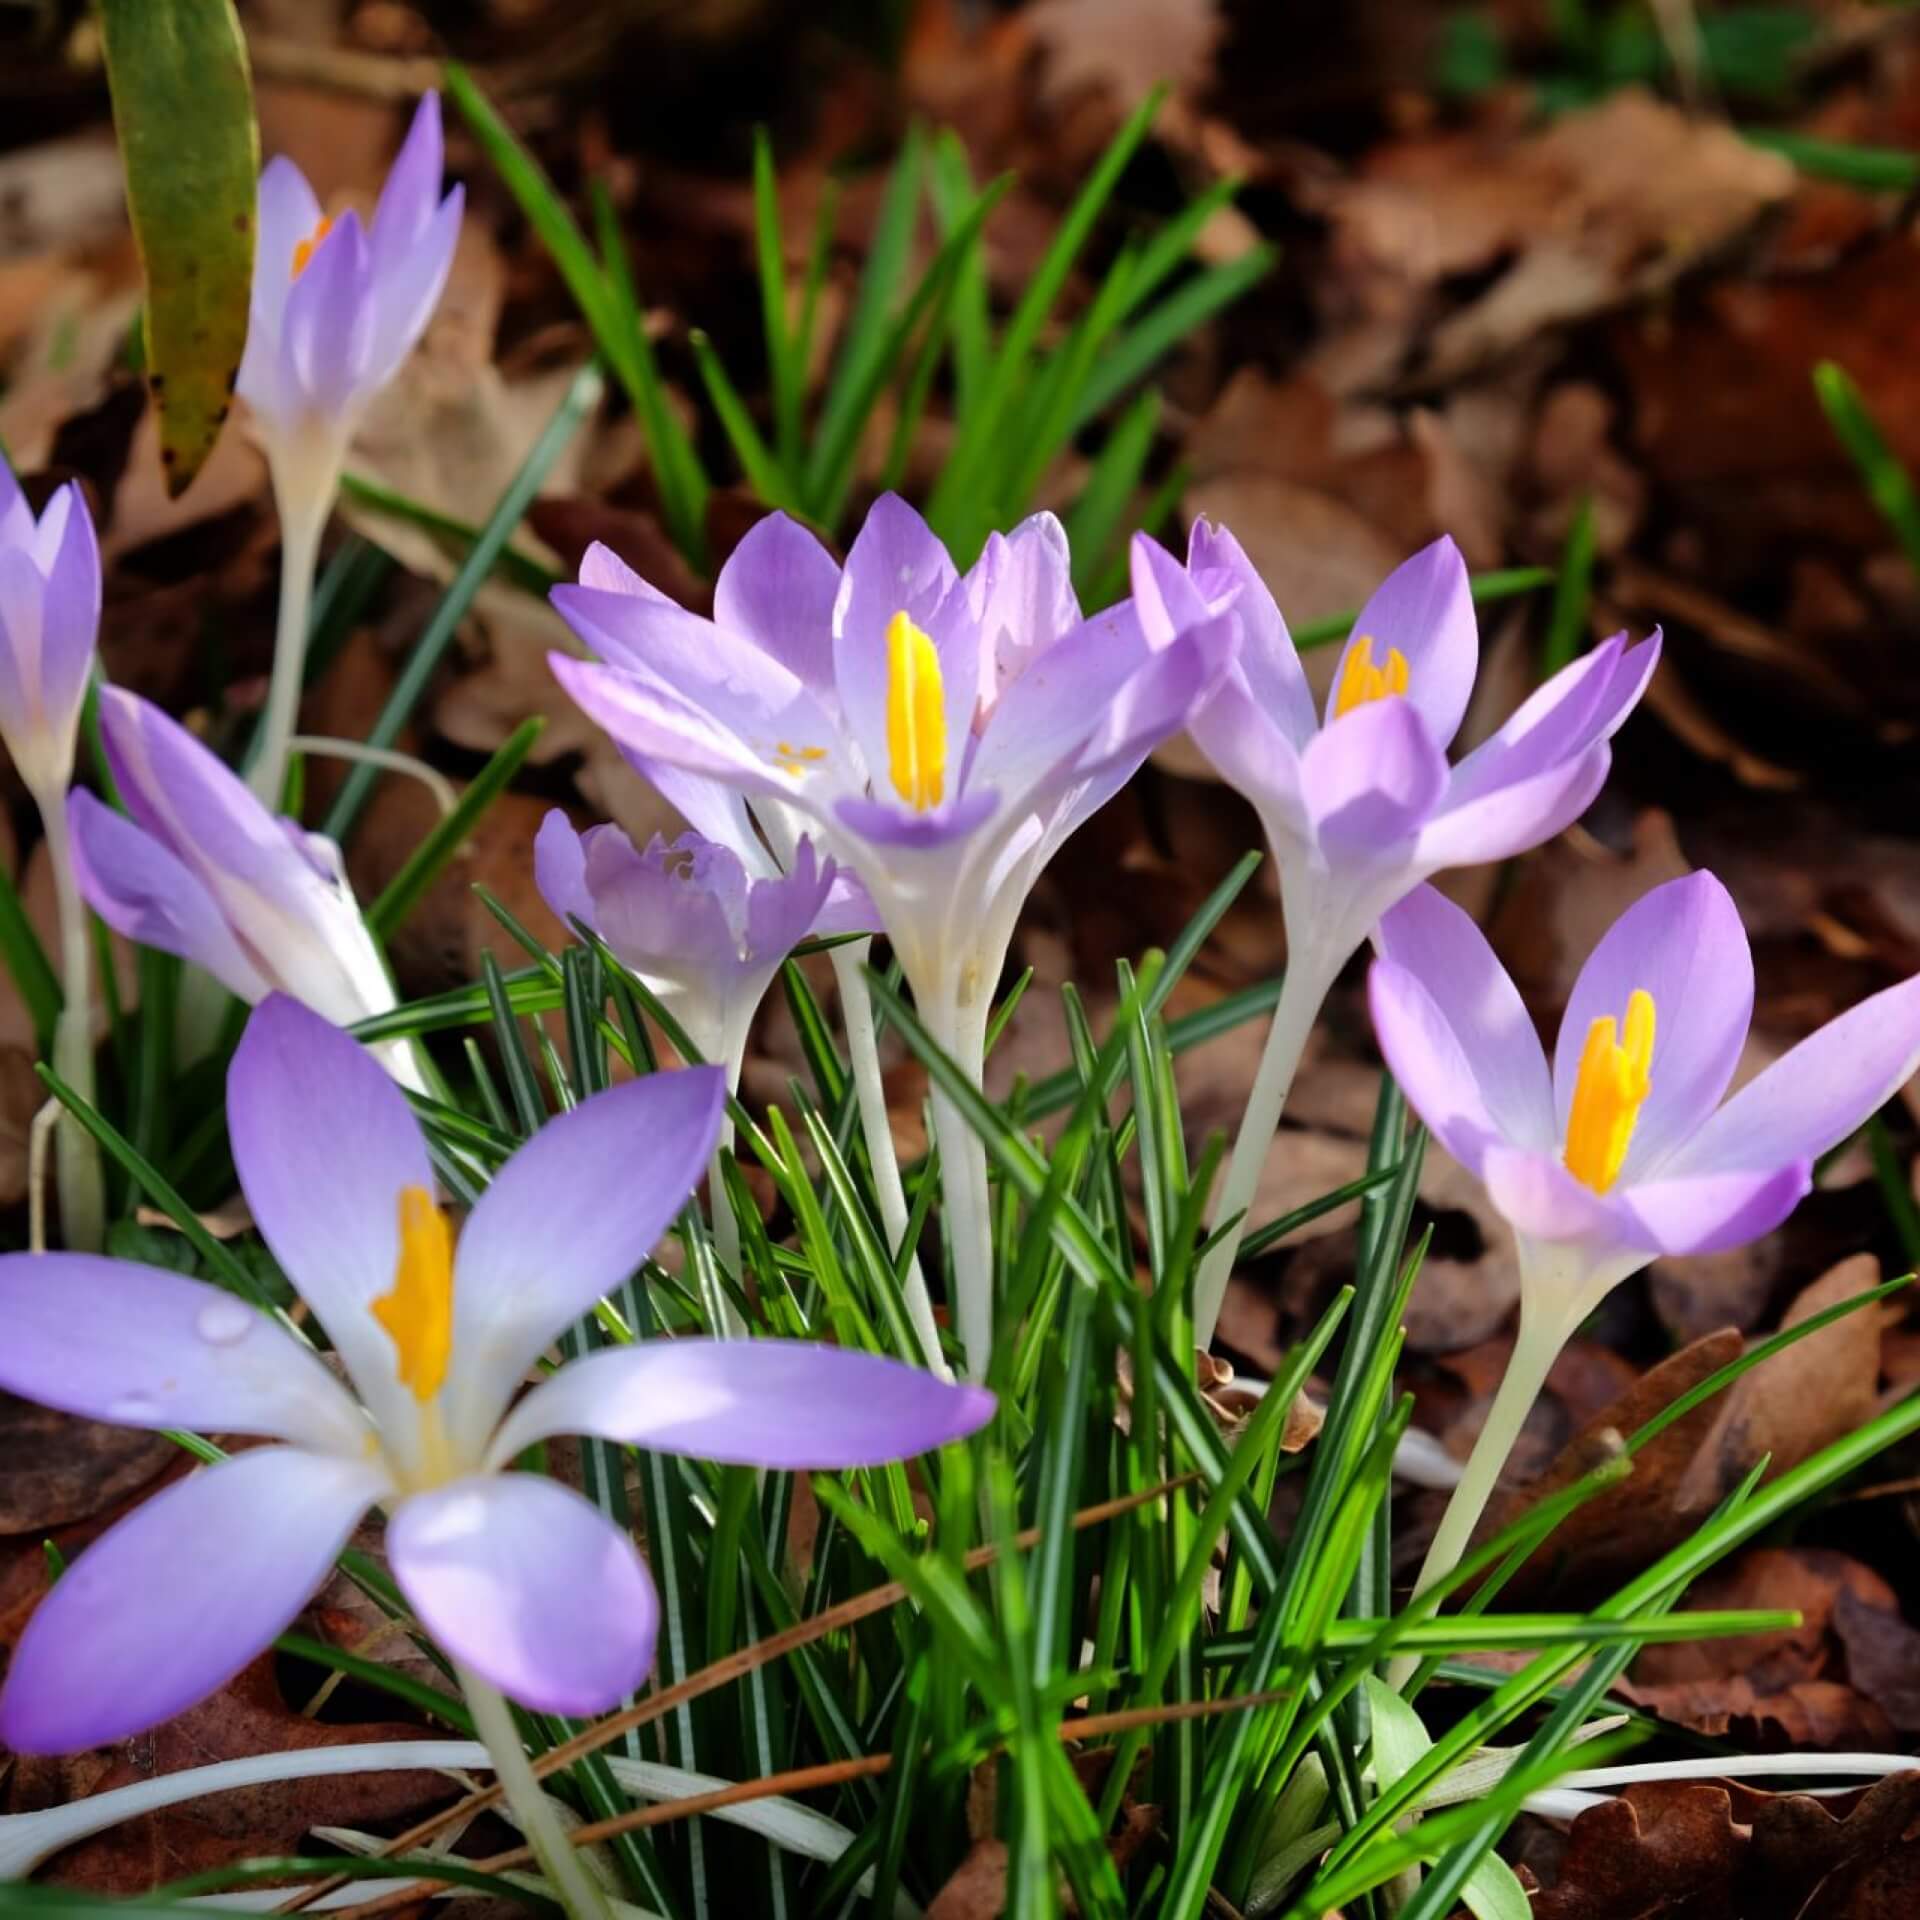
[1414,743,1610,871]
[533,808,596,937]
[1666,970,1920,1179]
[67,790,270,1002]
[370,93,446,259]
[1326,538,1477,748]
[1619,1162,1810,1257]
[31,485,100,741]
[1553,872,1753,1181]
[0,451,27,542]
[439,1066,726,1458]
[572,827,744,991]
[0,1447,384,1754]
[0,550,41,775]
[968,600,1153,802]
[744,835,836,962]
[1374,885,1555,1152]
[1128,530,1217,645]
[832,494,963,788]
[276,209,375,419]
[388,1472,659,1715]
[365,189,463,391]
[1187,518,1317,748]
[550,653,808,805]
[1299,697,1450,852]
[809,857,878,940]
[0,1253,368,1454]
[1481,1143,1640,1254]
[835,784,1000,849]
[1366,958,1506,1175]
[713,512,843,696]
[238,157,324,410]
[970,512,1082,708]
[228,995,433,1439]
[1448,633,1658,807]
[488,1339,995,1470]
[628,754,770,869]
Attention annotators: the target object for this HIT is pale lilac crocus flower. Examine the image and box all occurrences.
[1131,525,1661,1346]
[238,92,463,805]
[67,687,419,1088]
[0,997,991,1916]
[1371,874,1920,1624]
[0,454,105,1248]
[537,812,880,1334]
[548,498,1232,1378]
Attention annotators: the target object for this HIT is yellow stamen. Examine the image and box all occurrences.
[371,1186,454,1402]
[291,215,335,280]
[773,741,828,778]
[1333,634,1410,719]
[885,610,946,811]
[1563,988,1657,1193]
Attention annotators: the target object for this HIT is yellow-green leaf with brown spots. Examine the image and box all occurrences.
[98,0,259,498]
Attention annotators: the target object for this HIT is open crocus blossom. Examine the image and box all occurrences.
[1133,525,1662,1346]
[535,812,868,1083]
[1372,874,1920,1615]
[240,91,463,805]
[67,688,416,1085]
[0,454,100,797]
[0,996,995,1755]
[549,496,1232,1377]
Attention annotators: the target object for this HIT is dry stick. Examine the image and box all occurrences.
[277,1474,1199,1915]
[326,1689,1293,1920]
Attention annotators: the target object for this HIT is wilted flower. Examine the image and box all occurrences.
[548,498,1230,1376]
[1132,526,1661,1343]
[68,689,411,1081]
[536,814,868,1080]
[1371,873,1920,1609]
[0,456,100,798]
[237,92,463,466]
[0,997,994,1753]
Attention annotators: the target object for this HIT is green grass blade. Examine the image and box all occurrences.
[1816,358,1920,578]
[1540,492,1596,675]
[0,856,60,1049]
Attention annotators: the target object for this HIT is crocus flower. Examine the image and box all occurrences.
[239,91,463,806]
[0,996,994,1753]
[0,455,100,798]
[548,498,1231,1376]
[1132,525,1661,1345]
[1370,874,1920,1611]
[536,813,868,1081]
[0,453,105,1248]
[67,688,414,1084]
[237,92,463,474]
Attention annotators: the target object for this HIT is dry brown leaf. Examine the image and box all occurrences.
[1532,1781,1746,1920]
[0,1398,177,1535]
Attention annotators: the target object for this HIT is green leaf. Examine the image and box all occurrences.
[1816,359,1920,580]
[1741,128,1920,192]
[98,0,258,497]
[0,856,60,1051]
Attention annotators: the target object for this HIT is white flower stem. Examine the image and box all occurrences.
[249,471,333,809]
[458,1667,614,1920]
[34,785,104,1252]
[285,736,458,817]
[1385,1297,1571,1689]
[1192,941,1344,1351]
[831,941,951,1379]
[926,989,994,1382]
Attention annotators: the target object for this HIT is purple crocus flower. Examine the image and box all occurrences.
[1370,874,1920,1614]
[67,689,410,1080]
[0,455,100,798]
[536,814,869,1081]
[237,92,463,457]
[1133,525,1661,1344]
[0,997,994,1753]
[547,498,1232,1376]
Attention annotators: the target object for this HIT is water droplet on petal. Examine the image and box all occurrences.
[196,1300,254,1346]
[109,1391,163,1422]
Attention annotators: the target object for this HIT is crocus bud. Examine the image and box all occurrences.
[0,459,100,797]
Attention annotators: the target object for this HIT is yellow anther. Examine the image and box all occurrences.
[371,1186,454,1402]
[1563,988,1657,1194]
[1333,634,1411,720]
[291,215,335,280]
[884,610,946,811]
[772,741,828,778]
